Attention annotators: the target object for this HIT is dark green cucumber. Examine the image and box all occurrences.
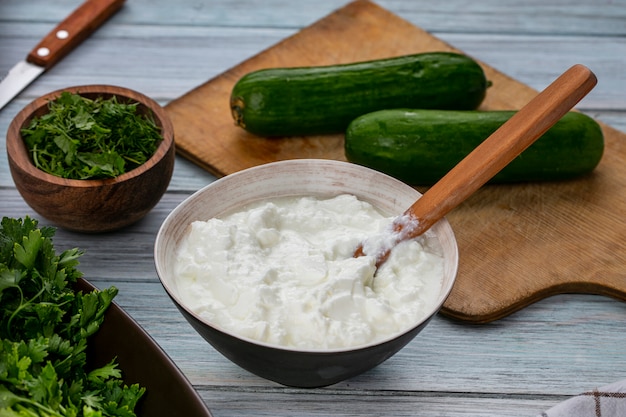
[230,52,488,136]
[345,109,604,184]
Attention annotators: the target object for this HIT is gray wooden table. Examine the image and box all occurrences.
[1,1,625,416]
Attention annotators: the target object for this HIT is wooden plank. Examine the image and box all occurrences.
[3,0,626,415]
[83,279,626,397]
[3,0,626,37]
[164,0,626,322]
[185,391,558,417]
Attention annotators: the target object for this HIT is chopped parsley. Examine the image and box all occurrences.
[0,216,145,416]
[21,92,163,180]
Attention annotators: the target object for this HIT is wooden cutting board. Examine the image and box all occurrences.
[165,0,626,323]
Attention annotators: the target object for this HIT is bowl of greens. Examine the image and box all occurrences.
[6,85,175,233]
[0,216,212,417]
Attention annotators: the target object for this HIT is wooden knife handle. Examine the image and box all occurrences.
[26,0,125,69]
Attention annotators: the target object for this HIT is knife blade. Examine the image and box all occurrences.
[0,0,126,111]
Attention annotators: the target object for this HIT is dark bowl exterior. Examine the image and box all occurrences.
[170,295,434,388]
[6,85,175,233]
[154,159,458,388]
[76,279,212,417]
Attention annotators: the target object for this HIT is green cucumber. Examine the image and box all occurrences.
[230,52,488,136]
[344,109,604,184]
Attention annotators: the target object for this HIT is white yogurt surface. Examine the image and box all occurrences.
[173,194,444,350]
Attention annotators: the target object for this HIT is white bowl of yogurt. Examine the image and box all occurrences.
[154,159,458,388]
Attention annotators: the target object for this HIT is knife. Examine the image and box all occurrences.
[0,0,126,111]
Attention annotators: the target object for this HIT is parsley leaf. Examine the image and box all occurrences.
[0,216,146,416]
[21,92,163,180]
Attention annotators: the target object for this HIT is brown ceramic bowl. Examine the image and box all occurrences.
[154,159,459,388]
[76,278,213,417]
[6,85,175,233]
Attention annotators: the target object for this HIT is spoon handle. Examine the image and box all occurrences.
[402,64,596,238]
[357,64,597,267]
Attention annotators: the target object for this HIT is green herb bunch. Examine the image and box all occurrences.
[0,216,145,416]
[21,92,163,180]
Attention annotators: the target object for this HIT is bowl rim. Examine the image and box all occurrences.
[155,159,459,354]
[6,84,174,187]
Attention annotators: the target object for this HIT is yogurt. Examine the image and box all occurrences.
[173,194,444,350]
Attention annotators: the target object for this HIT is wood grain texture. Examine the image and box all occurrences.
[165,0,626,322]
[4,0,626,37]
[3,0,626,415]
[6,85,175,232]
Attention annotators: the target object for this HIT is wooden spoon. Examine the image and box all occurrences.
[354,64,597,268]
